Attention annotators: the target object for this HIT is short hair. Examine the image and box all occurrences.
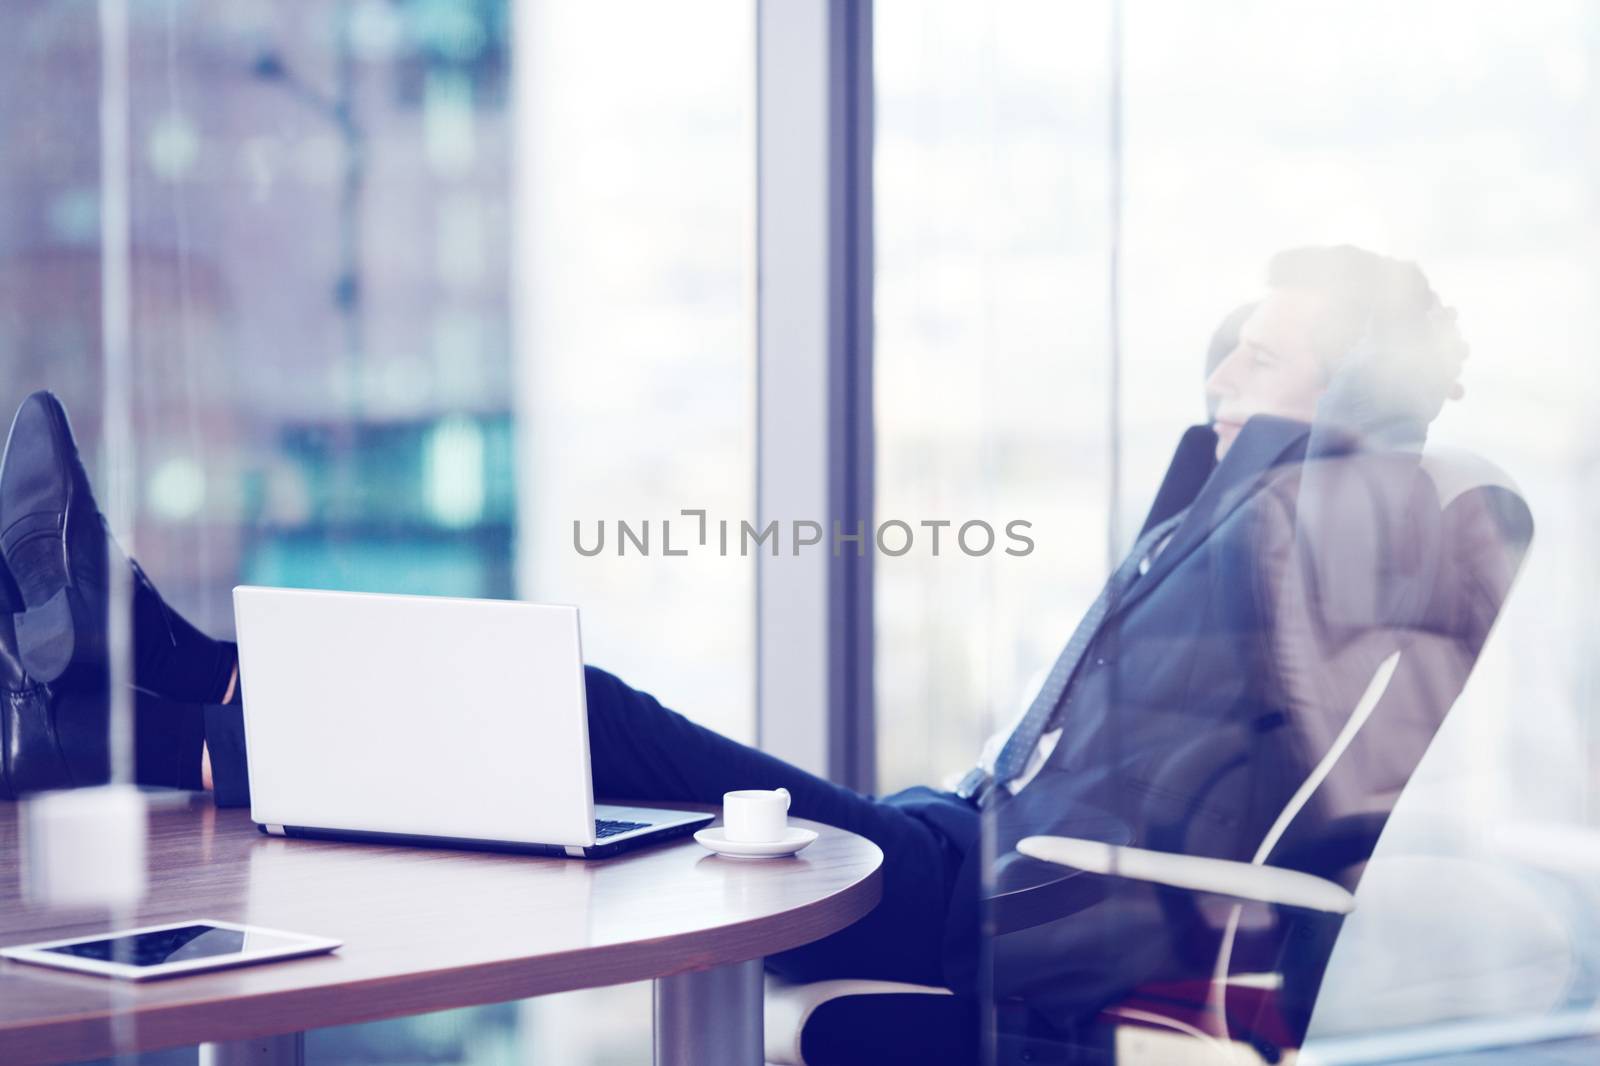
[1266,245,1467,423]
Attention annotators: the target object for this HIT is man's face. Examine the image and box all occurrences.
[1205,288,1333,459]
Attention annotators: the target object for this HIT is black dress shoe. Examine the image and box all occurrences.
[0,391,111,684]
[0,561,74,799]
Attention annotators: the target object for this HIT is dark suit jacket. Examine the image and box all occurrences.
[934,414,1451,1040]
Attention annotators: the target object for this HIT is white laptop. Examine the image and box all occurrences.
[232,586,712,859]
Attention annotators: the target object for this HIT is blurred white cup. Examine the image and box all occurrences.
[22,784,147,907]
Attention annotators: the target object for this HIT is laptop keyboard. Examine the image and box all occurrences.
[595,818,653,839]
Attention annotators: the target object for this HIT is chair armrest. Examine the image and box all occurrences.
[1015,836,1356,915]
[764,975,953,1065]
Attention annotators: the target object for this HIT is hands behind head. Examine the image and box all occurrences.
[1316,303,1468,447]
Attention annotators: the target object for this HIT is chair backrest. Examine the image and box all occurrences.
[1285,451,1530,1035]
[1165,448,1534,1045]
[1270,448,1532,869]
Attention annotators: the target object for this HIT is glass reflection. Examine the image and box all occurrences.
[975,249,1533,1061]
[876,4,1599,1063]
[2,0,750,1063]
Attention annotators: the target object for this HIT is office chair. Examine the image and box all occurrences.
[766,450,1532,1066]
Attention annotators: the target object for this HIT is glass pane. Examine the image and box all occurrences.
[874,0,1115,797]
[2,0,752,1062]
[515,0,756,745]
[877,2,1595,1063]
[1114,3,1594,1057]
[510,0,754,1057]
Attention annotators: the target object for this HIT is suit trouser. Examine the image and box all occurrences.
[184,662,978,987]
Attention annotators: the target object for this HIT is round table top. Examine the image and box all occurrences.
[0,793,883,1065]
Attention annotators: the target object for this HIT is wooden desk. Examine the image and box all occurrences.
[0,794,883,1065]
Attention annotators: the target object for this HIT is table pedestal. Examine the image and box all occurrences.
[654,958,764,1065]
[199,1032,305,1066]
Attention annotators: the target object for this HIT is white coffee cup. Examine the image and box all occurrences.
[722,787,791,843]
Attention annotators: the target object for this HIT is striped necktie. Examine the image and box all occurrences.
[988,508,1189,789]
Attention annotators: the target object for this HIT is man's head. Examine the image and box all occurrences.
[1205,246,1467,459]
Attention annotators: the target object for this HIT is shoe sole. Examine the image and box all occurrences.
[0,394,86,683]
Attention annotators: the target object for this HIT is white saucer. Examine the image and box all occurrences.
[694,826,818,858]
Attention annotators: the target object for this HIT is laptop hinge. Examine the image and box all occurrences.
[264,824,286,836]
[564,845,586,857]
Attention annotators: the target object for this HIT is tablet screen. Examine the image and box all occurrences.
[43,924,253,967]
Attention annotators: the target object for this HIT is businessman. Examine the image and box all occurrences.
[0,246,1484,1055]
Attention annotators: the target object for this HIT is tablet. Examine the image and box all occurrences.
[0,920,342,981]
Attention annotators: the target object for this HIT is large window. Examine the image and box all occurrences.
[3,1,751,1063]
[11,0,1600,1060]
[514,0,755,746]
[3,0,520,628]
[509,1,754,1060]
[1112,1,1600,1046]
[874,0,1114,794]
[874,0,1600,1058]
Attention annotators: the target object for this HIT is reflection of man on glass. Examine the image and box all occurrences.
[0,246,1494,1057]
[968,250,1528,1057]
